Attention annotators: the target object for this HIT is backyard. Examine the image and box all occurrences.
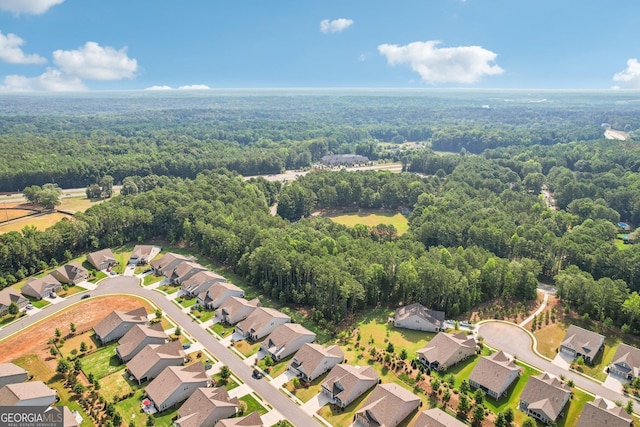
[326,210,409,235]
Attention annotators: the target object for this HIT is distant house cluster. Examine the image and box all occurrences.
[319,154,369,166]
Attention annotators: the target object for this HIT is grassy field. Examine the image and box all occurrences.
[57,197,102,213]
[100,370,133,401]
[59,331,99,359]
[233,340,262,357]
[211,322,235,338]
[0,208,33,222]
[284,375,325,402]
[81,343,123,379]
[239,394,268,416]
[326,210,409,235]
[0,212,72,234]
[212,374,240,390]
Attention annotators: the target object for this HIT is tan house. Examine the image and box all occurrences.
[559,325,604,364]
[469,351,521,399]
[150,252,194,276]
[519,373,571,424]
[174,387,239,427]
[127,340,186,384]
[416,332,477,371]
[321,364,379,408]
[236,307,290,341]
[261,323,316,361]
[0,287,29,315]
[216,297,261,325]
[608,343,640,381]
[182,270,228,297]
[116,323,167,362]
[129,245,161,265]
[414,408,467,427]
[214,412,263,427]
[51,262,88,284]
[197,281,244,309]
[393,303,445,332]
[0,363,28,388]
[21,274,62,300]
[576,397,632,427]
[0,381,57,406]
[170,261,208,285]
[288,343,344,382]
[145,363,209,412]
[353,383,421,427]
[86,248,117,270]
[93,306,148,344]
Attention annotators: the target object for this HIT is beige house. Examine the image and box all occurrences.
[116,323,167,362]
[416,332,477,371]
[608,343,640,381]
[51,262,88,284]
[0,363,28,388]
[170,261,208,285]
[236,307,290,341]
[576,397,632,427]
[559,325,604,364]
[129,245,161,265]
[414,408,468,427]
[197,281,244,309]
[174,387,239,427]
[519,373,571,424]
[214,412,263,427]
[289,343,344,382]
[0,287,28,314]
[393,303,445,332]
[86,248,117,270]
[62,406,80,427]
[182,270,227,297]
[321,364,379,408]
[261,323,316,361]
[353,383,421,427]
[150,252,194,276]
[21,274,62,299]
[0,381,57,406]
[469,351,521,399]
[146,363,209,412]
[93,306,148,344]
[216,297,261,325]
[127,340,186,384]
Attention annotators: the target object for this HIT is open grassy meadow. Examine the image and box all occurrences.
[0,212,73,234]
[326,210,409,235]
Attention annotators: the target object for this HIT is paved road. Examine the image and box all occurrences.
[0,277,321,427]
[478,321,633,406]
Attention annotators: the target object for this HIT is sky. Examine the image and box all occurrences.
[0,0,639,91]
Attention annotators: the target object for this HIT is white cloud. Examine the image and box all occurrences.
[378,40,503,84]
[0,31,46,64]
[178,84,210,90]
[1,68,85,92]
[320,18,353,34]
[145,85,172,91]
[0,0,64,14]
[53,41,137,80]
[612,59,640,89]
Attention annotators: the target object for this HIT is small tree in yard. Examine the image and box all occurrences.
[73,383,85,395]
[626,400,634,414]
[146,416,154,426]
[80,341,87,353]
[504,408,514,425]
[457,393,471,417]
[8,302,18,316]
[49,346,58,357]
[175,326,182,336]
[74,358,82,372]
[55,328,61,339]
[220,365,231,380]
[56,358,70,375]
[399,348,407,360]
[474,388,485,405]
[472,404,485,426]
[69,322,76,334]
[443,388,451,404]
[386,342,394,353]
[522,417,537,427]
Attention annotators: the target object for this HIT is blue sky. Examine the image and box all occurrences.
[0,0,638,91]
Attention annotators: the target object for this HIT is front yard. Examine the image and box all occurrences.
[239,394,269,416]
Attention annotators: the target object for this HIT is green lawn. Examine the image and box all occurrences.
[212,322,236,338]
[258,355,291,378]
[327,210,409,235]
[318,386,376,427]
[0,311,26,327]
[58,285,87,298]
[239,394,269,416]
[100,369,133,401]
[191,308,216,322]
[176,297,198,308]
[284,375,325,402]
[146,275,166,286]
[558,389,594,427]
[81,343,123,379]
[27,296,50,308]
[116,389,151,427]
[580,341,619,381]
[233,340,262,357]
[59,331,99,359]
[212,374,240,390]
[91,271,107,282]
[483,362,540,414]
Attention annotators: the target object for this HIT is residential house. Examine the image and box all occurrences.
[93,307,148,344]
[321,364,379,408]
[170,261,208,285]
[174,387,239,427]
[519,373,571,424]
[214,412,263,427]
[0,287,28,315]
[62,406,80,427]
[216,297,261,325]
[416,332,477,371]
[0,381,56,406]
[0,363,28,388]
[150,253,194,276]
[145,363,209,412]
[129,245,161,265]
[182,270,227,298]
[414,408,468,427]
[21,274,62,300]
[289,343,344,382]
[197,281,244,309]
[469,351,521,399]
[127,340,186,384]
[86,248,117,270]
[576,397,633,427]
[353,383,421,427]
[393,303,445,332]
[51,262,88,285]
[559,325,605,364]
[609,343,640,381]
[236,307,290,341]
[261,323,316,361]
[115,323,167,362]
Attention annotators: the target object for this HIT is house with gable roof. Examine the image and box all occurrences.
[127,340,186,384]
[416,332,477,371]
[93,307,148,344]
[414,408,468,427]
[216,297,261,325]
[50,262,88,285]
[576,397,632,427]
[468,350,521,399]
[560,325,604,364]
[0,287,29,315]
[150,253,194,277]
[288,343,344,382]
[174,387,239,427]
[321,364,379,408]
[86,248,117,270]
[129,245,161,265]
[519,373,571,424]
[0,363,28,388]
[116,323,167,362]
[235,307,290,341]
[609,343,640,381]
[145,363,209,411]
[261,323,316,361]
[393,303,445,332]
[0,381,57,406]
[21,274,61,299]
[214,412,263,427]
[198,281,244,309]
[182,270,227,298]
[353,383,421,427]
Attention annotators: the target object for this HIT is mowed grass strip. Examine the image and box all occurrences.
[0,212,73,234]
[327,210,409,235]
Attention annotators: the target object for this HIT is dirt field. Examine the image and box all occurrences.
[0,295,154,370]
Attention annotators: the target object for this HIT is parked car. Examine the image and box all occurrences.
[252,369,263,380]
[81,294,91,299]
[182,344,191,349]
[25,304,34,310]
[50,292,57,298]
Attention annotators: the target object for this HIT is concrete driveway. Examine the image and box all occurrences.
[301,392,331,414]
[272,370,296,388]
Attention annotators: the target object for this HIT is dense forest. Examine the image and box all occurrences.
[2,90,640,331]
